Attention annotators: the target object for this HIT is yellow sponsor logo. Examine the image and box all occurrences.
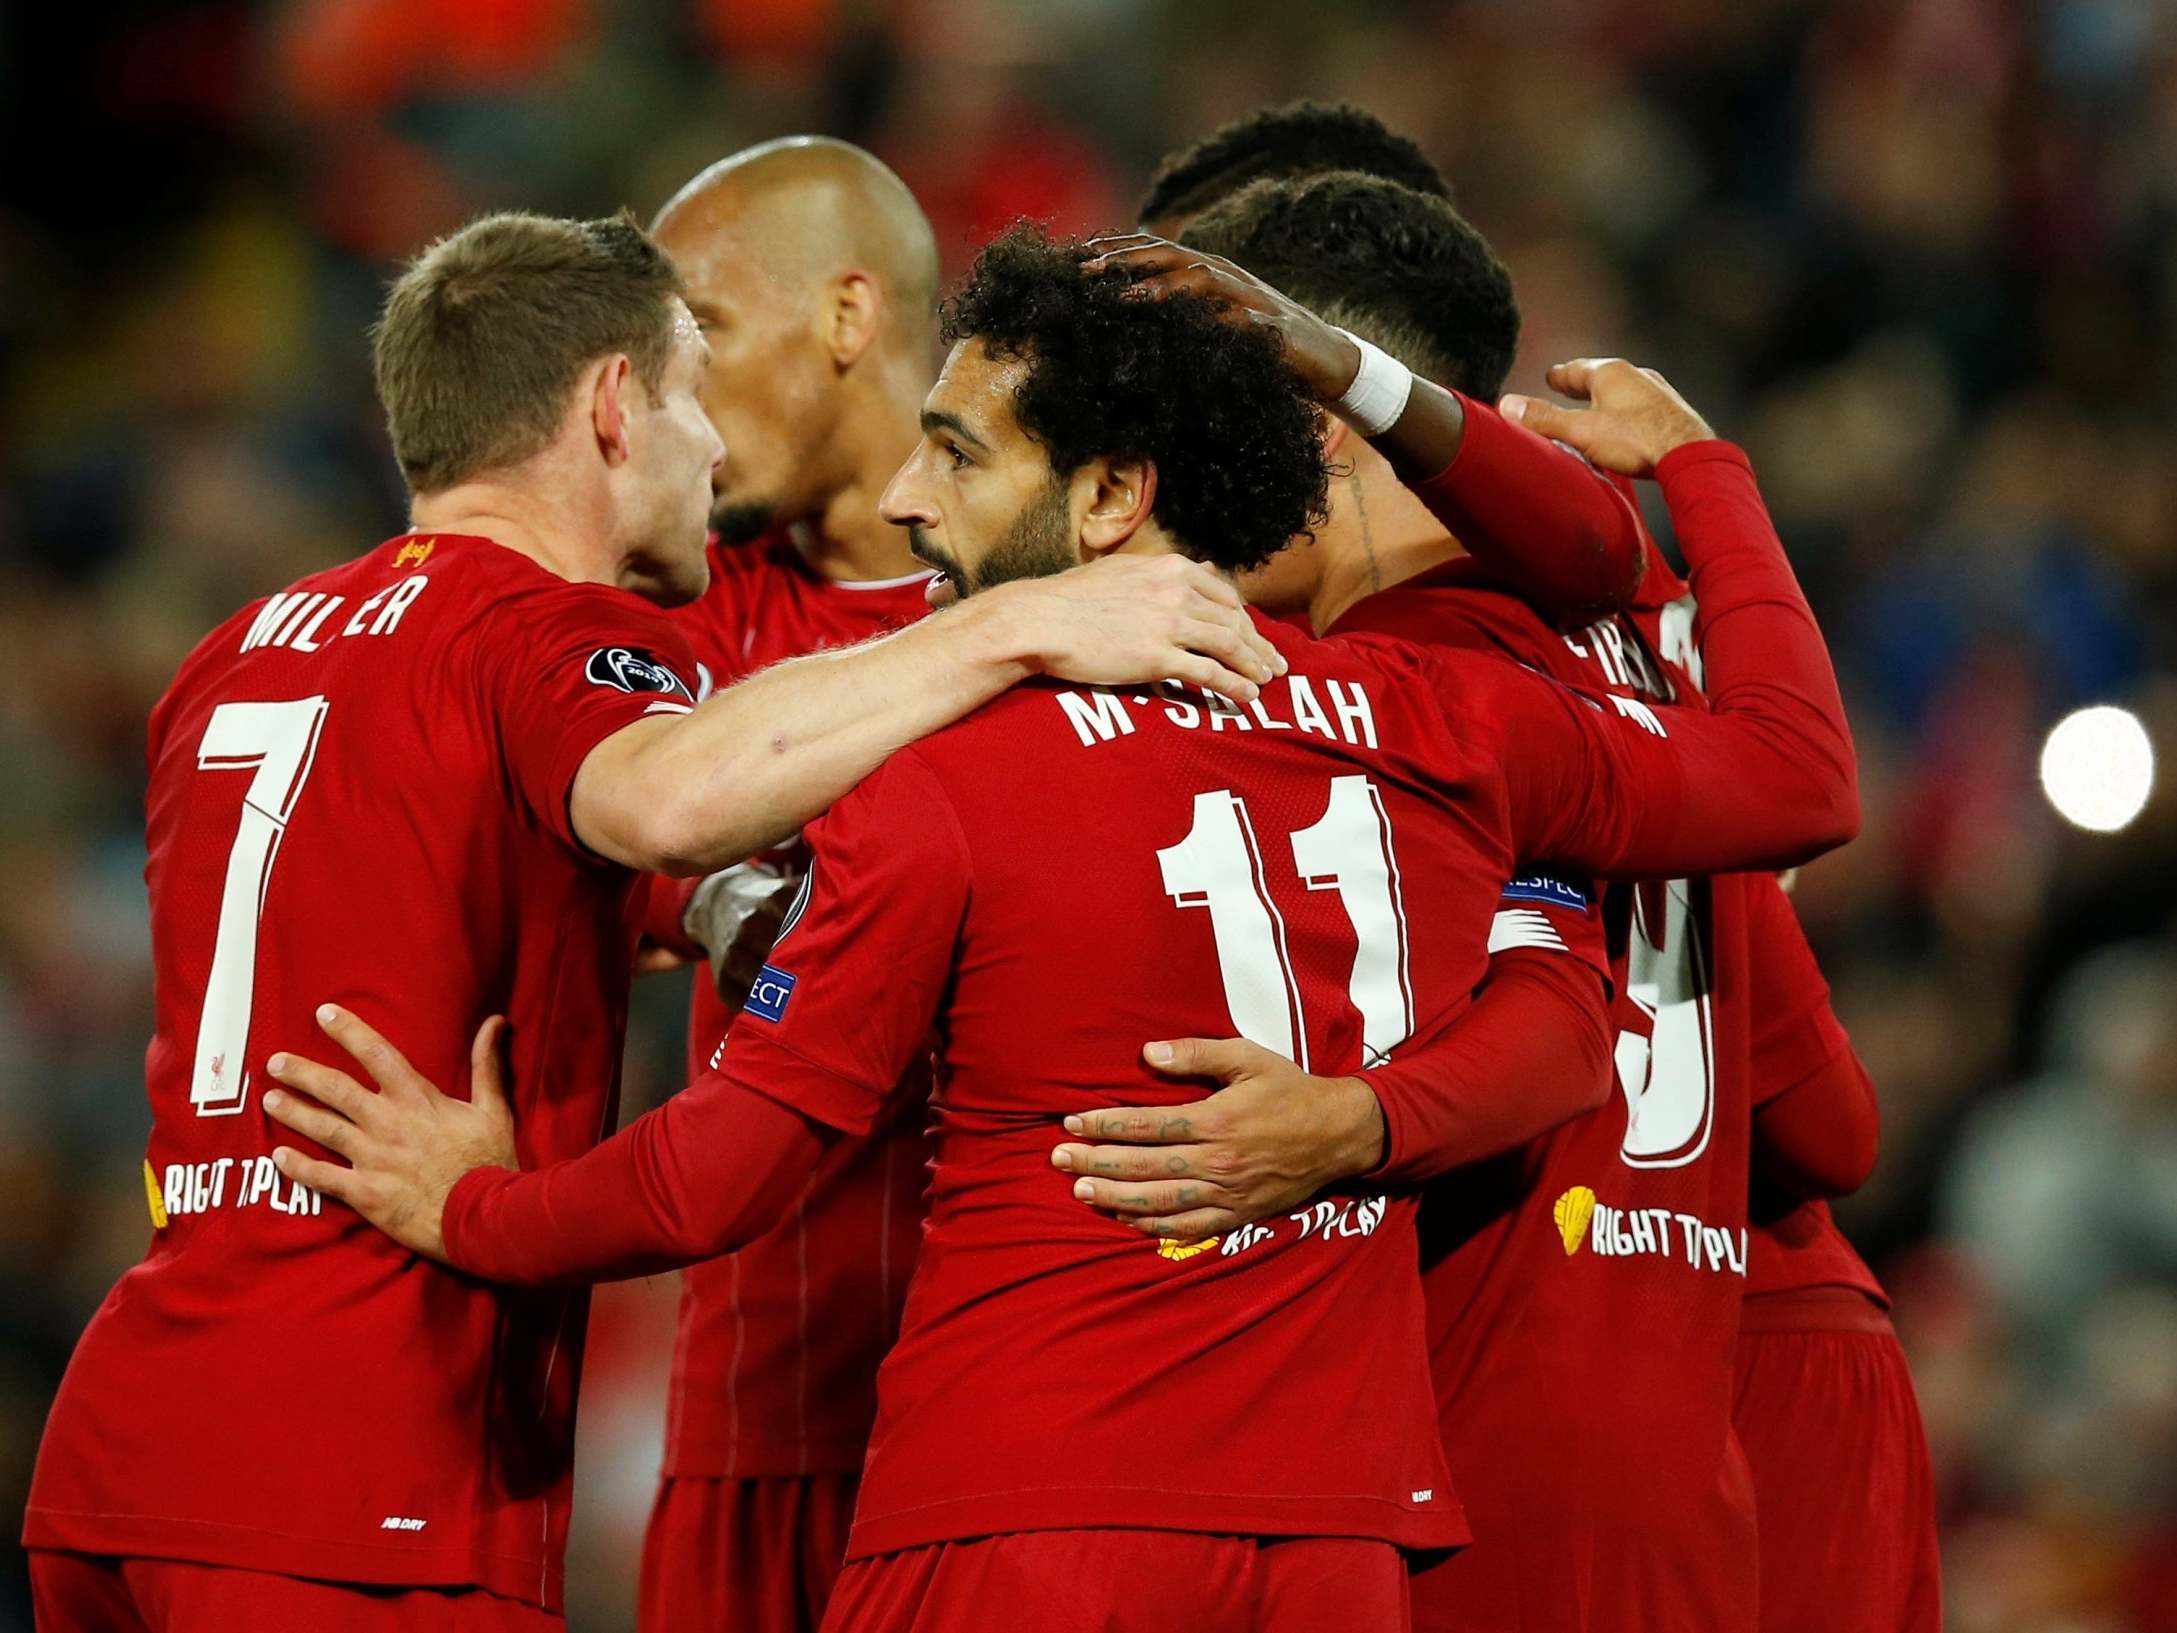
[144,1159,169,1229]
[1552,1185,1596,1256]
[394,537,435,568]
[1156,1235,1221,1262]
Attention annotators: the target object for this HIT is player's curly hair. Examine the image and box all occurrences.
[1138,100,1451,229]
[940,222,1329,573]
[1181,171,1520,400]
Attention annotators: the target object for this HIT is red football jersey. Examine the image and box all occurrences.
[1335,514,1780,1625]
[610,585,1837,1563]
[24,533,698,1611]
[1737,879,1888,1314]
[660,533,937,1477]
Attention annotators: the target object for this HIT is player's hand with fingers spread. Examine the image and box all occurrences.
[1049,1038,1387,1240]
[1083,233,1363,405]
[1498,358,1715,479]
[262,1006,517,1263]
[983,552,1286,705]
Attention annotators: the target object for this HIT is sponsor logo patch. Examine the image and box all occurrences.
[1552,1185,1596,1254]
[1501,873,1590,912]
[745,964,796,1023]
[585,646,695,700]
[1156,1235,1221,1261]
[1549,1185,1747,1274]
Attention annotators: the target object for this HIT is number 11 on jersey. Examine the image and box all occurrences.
[190,697,329,1116]
[1158,774,1415,1070]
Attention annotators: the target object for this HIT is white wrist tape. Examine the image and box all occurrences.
[682,861,797,964]
[1333,328,1414,437]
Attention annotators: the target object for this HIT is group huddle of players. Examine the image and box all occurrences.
[22,104,1941,1633]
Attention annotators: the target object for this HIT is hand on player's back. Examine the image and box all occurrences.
[1499,358,1715,479]
[1049,1039,1387,1240]
[263,1008,516,1263]
[1083,233,1362,404]
[985,552,1287,703]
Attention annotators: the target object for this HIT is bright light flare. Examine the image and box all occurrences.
[2039,705,2154,833]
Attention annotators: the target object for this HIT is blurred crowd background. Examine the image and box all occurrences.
[4,0,2175,1628]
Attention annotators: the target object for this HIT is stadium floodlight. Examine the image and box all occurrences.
[2038,704,2155,833]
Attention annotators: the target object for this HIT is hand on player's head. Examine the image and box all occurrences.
[262,1007,516,1263]
[1082,234,1362,406]
[1498,358,1715,479]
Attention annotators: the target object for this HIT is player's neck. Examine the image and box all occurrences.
[793,369,929,584]
[1310,463,1466,634]
[409,480,623,588]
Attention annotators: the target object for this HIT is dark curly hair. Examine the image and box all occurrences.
[1181,172,1520,401]
[940,222,1329,573]
[1138,101,1451,230]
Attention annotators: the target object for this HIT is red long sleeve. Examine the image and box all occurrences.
[1752,1049,1879,1200]
[441,753,962,1288]
[1407,391,1648,620]
[1360,949,1614,1186]
[1742,873,1880,1199]
[1467,441,1860,880]
[441,1066,835,1286]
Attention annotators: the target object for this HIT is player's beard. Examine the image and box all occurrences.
[915,481,1076,599]
[710,498,777,546]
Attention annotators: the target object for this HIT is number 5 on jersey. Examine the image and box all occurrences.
[190,697,329,1116]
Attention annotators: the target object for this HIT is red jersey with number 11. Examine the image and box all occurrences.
[25,534,698,1612]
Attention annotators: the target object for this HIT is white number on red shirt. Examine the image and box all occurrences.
[1159,775,1415,1069]
[190,697,329,1116]
[1614,877,1717,1168]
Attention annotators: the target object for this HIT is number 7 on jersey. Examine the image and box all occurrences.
[190,697,329,1116]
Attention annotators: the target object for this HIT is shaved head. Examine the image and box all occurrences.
[653,137,939,543]
[655,136,938,351]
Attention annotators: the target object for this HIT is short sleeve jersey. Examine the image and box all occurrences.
[659,531,938,1477]
[25,533,698,1612]
[1333,541,1774,1621]
[696,609,1757,1561]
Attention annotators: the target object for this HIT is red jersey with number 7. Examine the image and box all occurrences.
[24,533,699,1613]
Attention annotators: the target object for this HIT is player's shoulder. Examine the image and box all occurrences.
[697,529,792,595]
[1629,532,1690,612]
[1334,565,1557,660]
[668,530,802,664]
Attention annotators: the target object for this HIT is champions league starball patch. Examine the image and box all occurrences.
[584,646,695,701]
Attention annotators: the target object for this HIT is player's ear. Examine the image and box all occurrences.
[824,272,883,369]
[1078,455,1158,558]
[591,355,635,466]
[1318,405,1352,463]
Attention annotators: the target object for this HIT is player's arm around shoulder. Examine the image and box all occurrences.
[568,553,1285,876]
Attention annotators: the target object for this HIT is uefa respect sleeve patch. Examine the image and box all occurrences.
[744,964,797,1023]
[1500,873,1591,913]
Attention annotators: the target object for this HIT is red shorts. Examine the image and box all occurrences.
[27,1551,558,1633]
[1407,1439,1758,1633]
[1732,1320,1940,1633]
[638,1473,858,1633]
[822,1531,1408,1633]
